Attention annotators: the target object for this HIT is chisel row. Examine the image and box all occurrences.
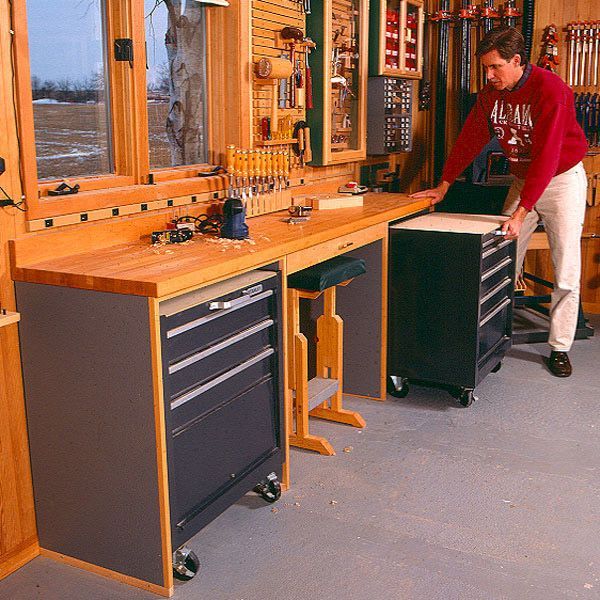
[225,146,291,214]
[567,21,600,88]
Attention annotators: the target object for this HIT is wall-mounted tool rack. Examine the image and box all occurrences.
[306,0,368,165]
[369,0,424,78]
[252,1,307,147]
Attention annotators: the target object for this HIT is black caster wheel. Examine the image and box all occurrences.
[387,375,409,398]
[173,547,199,581]
[254,472,281,503]
[491,362,502,373]
[458,389,478,407]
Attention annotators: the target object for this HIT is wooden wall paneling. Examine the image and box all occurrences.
[528,0,600,312]
[0,0,39,579]
[208,0,254,163]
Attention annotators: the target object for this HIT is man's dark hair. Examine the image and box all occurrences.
[476,26,528,65]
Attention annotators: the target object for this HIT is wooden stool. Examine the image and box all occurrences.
[287,256,367,456]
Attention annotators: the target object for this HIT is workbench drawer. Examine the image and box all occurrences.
[166,319,274,399]
[170,376,278,531]
[286,223,386,274]
[168,348,276,430]
[162,287,275,363]
[481,239,513,273]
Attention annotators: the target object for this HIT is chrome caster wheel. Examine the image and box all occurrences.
[459,389,478,407]
[388,375,409,398]
[173,547,199,581]
[254,472,281,503]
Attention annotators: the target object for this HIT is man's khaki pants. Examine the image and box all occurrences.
[503,162,587,352]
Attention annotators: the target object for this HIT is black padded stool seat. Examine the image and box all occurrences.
[288,256,366,291]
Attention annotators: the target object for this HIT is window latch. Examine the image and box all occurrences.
[47,182,80,196]
[114,39,134,65]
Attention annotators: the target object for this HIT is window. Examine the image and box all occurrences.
[27,1,112,180]
[145,0,208,169]
[12,0,243,220]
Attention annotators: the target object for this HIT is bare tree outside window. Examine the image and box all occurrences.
[146,0,208,169]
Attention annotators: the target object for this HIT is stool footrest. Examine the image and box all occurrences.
[307,377,339,411]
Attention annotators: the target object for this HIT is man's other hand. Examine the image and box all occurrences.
[501,206,529,239]
[410,181,450,205]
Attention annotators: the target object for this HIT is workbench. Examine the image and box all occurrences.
[9,193,430,597]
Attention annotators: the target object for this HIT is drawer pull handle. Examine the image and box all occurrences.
[170,347,275,410]
[169,319,274,374]
[482,239,512,259]
[209,285,263,310]
[479,277,512,305]
[480,297,511,327]
[167,289,274,338]
[338,241,354,250]
[481,257,513,282]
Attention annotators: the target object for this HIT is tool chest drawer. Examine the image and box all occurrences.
[480,255,514,296]
[479,275,512,318]
[388,213,516,403]
[170,376,278,532]
[481,238,513,273]
[162,275,277,364]
[168,348,276,430]
[479,297,512,360]
[159,269,284,548]
[166,319,274,401]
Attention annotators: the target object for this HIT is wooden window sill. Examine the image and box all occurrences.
[28,174,228,220]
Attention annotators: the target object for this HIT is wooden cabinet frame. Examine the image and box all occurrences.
[10,0,251,221]
[306,0,368,166]
[370,0,424,79]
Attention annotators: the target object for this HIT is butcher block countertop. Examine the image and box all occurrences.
[10,194,430,298]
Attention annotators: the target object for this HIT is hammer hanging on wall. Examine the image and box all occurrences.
[280,27,304,109]
[255,57,294,133]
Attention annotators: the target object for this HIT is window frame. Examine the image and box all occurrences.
[12,0,251,221]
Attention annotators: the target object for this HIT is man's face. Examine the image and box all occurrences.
[481,50,524,90]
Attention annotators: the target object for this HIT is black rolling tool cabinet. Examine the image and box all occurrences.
[159,271,284,556]
[387,213,516,406]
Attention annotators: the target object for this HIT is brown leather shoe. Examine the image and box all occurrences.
[548,351,572,377]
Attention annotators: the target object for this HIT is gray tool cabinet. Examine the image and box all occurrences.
[387,213,516,406]
[16,268,284,590]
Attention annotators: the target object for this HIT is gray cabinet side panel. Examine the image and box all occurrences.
[299,241,383,398]
[337,241,383,397]
[16,283,165,586]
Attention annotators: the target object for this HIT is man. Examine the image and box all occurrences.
[411,26,588,378]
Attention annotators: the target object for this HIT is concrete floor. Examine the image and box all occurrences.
[1,316,599,600]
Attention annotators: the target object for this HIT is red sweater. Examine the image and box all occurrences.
[441,65,587,211]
